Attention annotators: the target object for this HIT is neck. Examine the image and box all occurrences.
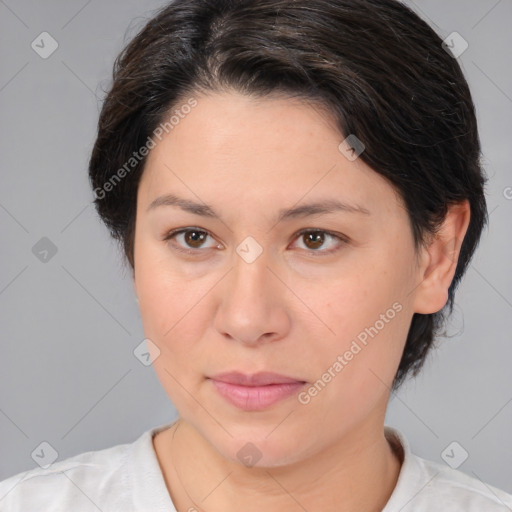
[154,415,402,512]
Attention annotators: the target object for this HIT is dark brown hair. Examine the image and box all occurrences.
[89,0,488,389]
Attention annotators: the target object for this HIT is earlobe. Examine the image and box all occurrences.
[412,200,471,315]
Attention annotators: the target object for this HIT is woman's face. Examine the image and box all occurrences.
[133,91,425,466]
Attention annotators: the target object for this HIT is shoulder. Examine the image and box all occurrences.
[410,454,512,511]
[384,427,512,512]
[0,434,136,510]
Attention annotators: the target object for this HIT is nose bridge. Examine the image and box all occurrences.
[227,243,273,309]
[214,241,289,345]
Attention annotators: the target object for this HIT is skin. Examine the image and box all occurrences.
[132,90,470,512]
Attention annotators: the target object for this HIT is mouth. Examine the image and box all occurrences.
[207,371,307,411]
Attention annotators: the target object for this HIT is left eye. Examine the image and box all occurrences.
[291,229,347,255]
[163,228,348,255]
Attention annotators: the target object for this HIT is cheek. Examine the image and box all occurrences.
[138,278,205,344]
[299,286,408,426]
[134,244,218,360]
[135,259,211,409]
[314,262,411,388]
[135,242,185,339]
[320,269,392,336]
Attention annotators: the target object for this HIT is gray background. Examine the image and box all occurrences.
[1,0,511,496]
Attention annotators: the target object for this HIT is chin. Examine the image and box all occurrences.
[199,420,312,469]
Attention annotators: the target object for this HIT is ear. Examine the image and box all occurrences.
[412,200,471,314]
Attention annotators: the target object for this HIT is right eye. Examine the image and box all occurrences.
[163,228,222,254]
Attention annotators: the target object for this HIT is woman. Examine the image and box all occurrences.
[1,0,511,510]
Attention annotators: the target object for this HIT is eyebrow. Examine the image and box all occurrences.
[146,193,371,222]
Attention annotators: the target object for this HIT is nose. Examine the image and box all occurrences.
[213,249,291,346]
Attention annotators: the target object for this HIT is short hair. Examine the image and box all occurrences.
[88,0,488,390]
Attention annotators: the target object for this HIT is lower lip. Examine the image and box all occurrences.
[210,379,306,411]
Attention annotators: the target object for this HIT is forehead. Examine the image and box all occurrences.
[138,91,404,219]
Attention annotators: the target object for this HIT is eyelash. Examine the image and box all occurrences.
[162,227,349,257]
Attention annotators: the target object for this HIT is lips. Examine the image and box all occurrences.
[210,371,305,386]
[208,371,306,411]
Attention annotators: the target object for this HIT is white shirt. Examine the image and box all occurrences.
[1,422,511,511]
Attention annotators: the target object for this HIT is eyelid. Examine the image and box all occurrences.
[291,228,349,256]
[162,227,221,254]
[162,227,349,256]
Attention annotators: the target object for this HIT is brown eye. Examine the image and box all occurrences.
[164,227,347,257]
[183,230,208,248]
[292,229,348,256]
[163,228,219,253]
[302,231,325,250]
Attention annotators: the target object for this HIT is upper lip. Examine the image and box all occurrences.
[209,371,305,386]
